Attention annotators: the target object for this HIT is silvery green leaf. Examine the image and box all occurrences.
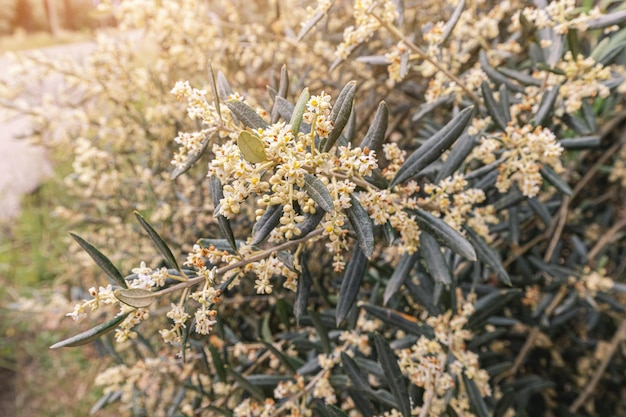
[391,106,474,187]
[356,55,389,65]
[441,0,465,44]
[464,227,511,285]
[465,156,506,181]
[559,135,601,149]
[373,334,412,417]
[294,258,312,325]
[227,368,265,402]
[361,304,433,337]
[532,84,560,127]
[323,81,357,152]
[341,351,371,393]
[411,209,476,261]
[421,232,452,285]
[592,27,626,64]
[585,9,626,30]
[481,81,510,130]
[463,374,490,417]
[50,312,130,348]
[309,310,332,354]
[336,247,368,326]
[226,99,268,130]
[435,133,475,183]
[345,103,357,143]
[297,9,326,41]
[467,289,522,329]
[114,288,157,309]
[274,96,295,122]
[295,209,325,239]
[383,252,419,305]
[135,211,181,271]
[479,50,525,93]
[270,65,289,124]
[290,87,310,135]
[411,95,454,123]
[497,67,542,86]
[303,173,334,212]
[216,71,233,100]
[346,195,375,259]
[69,232,127,289]
[171,131,213,179]
[207,62,221,121]
[251,204,283,245]
[326,405,349,417]
[528,198,552,227]
[209,176,238,253]
[540,165,573,196]
[360,101,388,152]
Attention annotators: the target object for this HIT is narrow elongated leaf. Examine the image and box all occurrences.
[383,252,420,304]
[412,95,454,123]
[50,312,130,349]
[309,310,332,354]
[465,227,510,285]
[585,9,626,30]
[391,106,474,186]
[171,131,213,179]
[216,71,233,100]
[290,88,310,135]
[295,209,325,238]
[270,65,289,123]
[207,62,221,121]
[114,288,157,308]
[441,0,465,44]
[208,344,227,382]
[341,351,372,392]
[226,367,265,401]
[463,374,490,417]
[295,258,313,325]
[540,166,573,196]
[275,96,295,122]
[345,103,357,143]
[421,232,452,285]
[135,211,181,271]
[558,135,601,149]
[467,289,521,329]
[303,173,334,212]
[336,247,368,326]
[497,67,541,86]
[411,209,476,261]
[360,101,388,151]
[323,81,357,152]
[69,232,127,288]
[209,176,238,252]
[361,304,433,337]
[374,334,411,417]
[251,205,283,245]
[346,195,375,259]
[435,133,475,183]
[226,100,268,130]
[326,405,349,417]
[347,388,375,417]
[297,9,326,41]
[237,131,267,164]
[481,81,510,130]
[532,84,560,127]
[479,50,525,93]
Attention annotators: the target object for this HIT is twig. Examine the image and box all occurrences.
[369,12,483,107]
[569,319,626,413]
[504,234,546,268]
[544,196,571,263]
[587,216,626,262]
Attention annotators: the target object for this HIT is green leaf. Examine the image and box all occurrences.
[208,344,227,382]
[209,176,238,253]
[421,232,452,285]
[383,251,419,305]
[346,195,375,259]
[559,135,601,149]
[532,84,560,127]
[441,0,465,44]
[325,405,349,417]
[463,374,490,417]
[114,288,157,308]
[69,232,127,289]
[303,173,334,212]
[294,258,313,325]
[323,81,357,152]
[274,96,294,122]
[270,65,289,124]
[297,9,326,41]
[360,101,388,152]
[251,204,283,245]
[341,351,371,393]
[465,227,511,285]
[226,99,268,130]
[336,247,368,326]
[309,309,332,354]
[479,50,525,93]
[435,133,475,183]
[260,341,299,373]
[373,334,411,417]
[207,62,221,121]
[216,71,233,100]
[290,88,310,135]
[226,367,265,402]
[237,131,267,164]
[361,304,433,337]
[50,312,130,349]
[585,9,626,30]
[135,211,181,271]
[171,131,213,180]
[391,106,474,187]
[295,209,325,239]
[481,81,510,130]
[467,289,522,329]
[411,209,476,261]
[540,166,573,196]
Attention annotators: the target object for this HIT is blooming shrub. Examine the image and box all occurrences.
[3,0,626,416]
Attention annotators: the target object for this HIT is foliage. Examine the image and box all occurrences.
[2,0,626,416]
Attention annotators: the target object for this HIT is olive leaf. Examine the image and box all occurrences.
[251,204,283,245]
[135,211,181,271]
[237,131,267,164]
[464,226,511,285]
[290,87,310,135]
[346,195,375,259]
[209,176,238,253]
[69,232,127,289]
[540,165,573,196]
[373,333,412,417]
[360,101,388,152]
[303,173,334,212]
[226,99,268,130]
[391,106,474,187]
[115,288,157,309]
[50,312,130,349]
[270,65,289,124]
[410,209,476,261]
[171,131,213,180]
[336,247,368,326]
[435,133,474,183]
[421,232,452,285]
[323,81,356,152]
[481,81,510,130]
[383,251,420,305]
